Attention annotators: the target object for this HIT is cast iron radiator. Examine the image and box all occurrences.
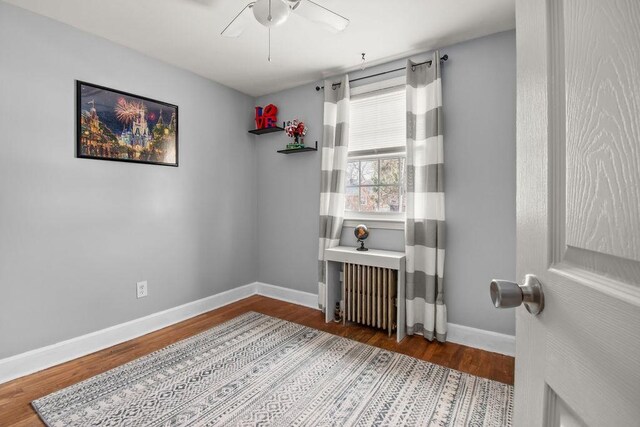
[343,262,397,336]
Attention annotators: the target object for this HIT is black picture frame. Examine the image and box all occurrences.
[76,81,179,167]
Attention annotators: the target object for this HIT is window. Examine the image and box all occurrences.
[345,84,406,216]
[345,156,406,213]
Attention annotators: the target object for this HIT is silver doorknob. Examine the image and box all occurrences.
[490,274,544,315]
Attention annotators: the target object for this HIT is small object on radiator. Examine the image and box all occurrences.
[354,224,369,251]
[334,302,342,323]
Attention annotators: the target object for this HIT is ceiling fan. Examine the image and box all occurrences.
[221,0,349,61]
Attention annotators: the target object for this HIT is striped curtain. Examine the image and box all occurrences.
[318,75,350,311]
[405,52,447,342]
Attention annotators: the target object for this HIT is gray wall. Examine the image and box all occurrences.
[256,30,516,335]
[0,2,258,359]
[0,2,516,361]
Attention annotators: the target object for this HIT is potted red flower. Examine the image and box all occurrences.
[284,120,308,149]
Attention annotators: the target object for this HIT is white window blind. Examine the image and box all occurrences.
[349,86,406,154]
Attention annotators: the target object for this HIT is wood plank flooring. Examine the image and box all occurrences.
[0,295,514,426]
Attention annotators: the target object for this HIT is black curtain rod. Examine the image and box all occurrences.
[315,54,448,91]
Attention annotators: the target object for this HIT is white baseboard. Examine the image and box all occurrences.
[255,282,319,309]
[447,323,515,356]
[253,283,515,355]
[0,282,513,385]
[0,283,257,385]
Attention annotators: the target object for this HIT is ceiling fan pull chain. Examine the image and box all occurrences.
[268,0,272,22]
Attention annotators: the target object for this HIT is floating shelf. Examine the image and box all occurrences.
[248,126,284,135]
[277,141,318,154]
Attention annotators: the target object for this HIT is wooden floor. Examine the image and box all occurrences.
[0,295,514,426]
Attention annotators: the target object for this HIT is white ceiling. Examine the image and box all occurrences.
[4,0,515,97]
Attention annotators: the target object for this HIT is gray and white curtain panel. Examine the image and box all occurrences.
[405,51,447,342]
[318,75,350,311]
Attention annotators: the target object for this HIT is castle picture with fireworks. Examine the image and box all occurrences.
[77,82,178,166]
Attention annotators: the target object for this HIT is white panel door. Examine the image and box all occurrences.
[515,0,640,425]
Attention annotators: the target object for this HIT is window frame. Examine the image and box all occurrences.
[344,152,406,219]
[345,77,407,222]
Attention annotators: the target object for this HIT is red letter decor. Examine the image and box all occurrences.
[255,104,278,129]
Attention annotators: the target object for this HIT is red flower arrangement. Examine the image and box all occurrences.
[284,120,308,149]
[285,120,307,138]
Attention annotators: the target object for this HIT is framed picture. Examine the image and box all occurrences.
[76,81,178,167]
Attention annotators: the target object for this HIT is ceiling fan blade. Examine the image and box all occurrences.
[292,0,349,33]
[221,2,255,37]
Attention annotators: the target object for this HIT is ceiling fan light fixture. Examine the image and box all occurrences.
[253,0,291,28]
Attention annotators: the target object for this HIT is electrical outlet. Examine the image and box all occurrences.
[136,281,148,299]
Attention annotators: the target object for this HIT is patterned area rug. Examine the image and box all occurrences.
[33,312,513,426]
